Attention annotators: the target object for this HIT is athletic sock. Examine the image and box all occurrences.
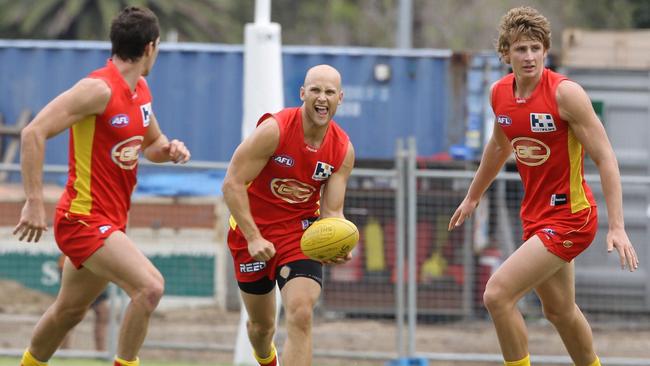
[114,356,140,366]
[254,343,278,366]
[587,357,601,366]
[20,350,47,366]
[504,354,530,366]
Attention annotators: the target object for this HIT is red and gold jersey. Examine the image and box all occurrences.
[491,68,596,230]
[232,107,350,235]
[56,59,153,226]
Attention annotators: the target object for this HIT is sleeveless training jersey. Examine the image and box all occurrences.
[231,107,350,235]
[491,68,596,229]
[56,59,153,226]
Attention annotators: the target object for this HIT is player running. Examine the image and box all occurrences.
[449,6,638,366]
[223,64,355,366]
[14,6,190,366]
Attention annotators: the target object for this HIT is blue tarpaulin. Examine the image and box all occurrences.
[134,172,224,197]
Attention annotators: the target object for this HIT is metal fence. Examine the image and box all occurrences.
[0,143,649,365]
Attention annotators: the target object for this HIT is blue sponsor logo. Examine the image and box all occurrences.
[140,103,152,127]
[497,115,512,126]
[273,155,294,167]
[312,161,334,181]
[530,113,556,132]
[99,225,112,234]
[110,114,130,128]
[541,228,556,236]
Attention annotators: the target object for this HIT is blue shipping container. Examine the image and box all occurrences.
[0,40,451,165]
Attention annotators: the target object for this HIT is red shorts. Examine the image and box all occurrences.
[53,209,123,269]
[524,206,598,262]
[228,225,310,283]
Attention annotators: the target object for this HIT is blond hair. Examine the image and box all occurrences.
[496,6,551,61]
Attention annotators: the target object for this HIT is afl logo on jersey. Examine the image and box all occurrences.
[110,114,129,128]
[512,137,550,166]
[111,136,143,170]
[497,115,512,126]
[270,178,317,204]
[273,155,294,167]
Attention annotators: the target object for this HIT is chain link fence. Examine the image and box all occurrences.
[0,146,649,365]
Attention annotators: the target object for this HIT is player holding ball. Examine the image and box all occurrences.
[222,64,356,366]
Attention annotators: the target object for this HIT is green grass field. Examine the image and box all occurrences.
[0,358,229,366]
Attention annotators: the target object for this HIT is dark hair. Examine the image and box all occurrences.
[110,6,160,62]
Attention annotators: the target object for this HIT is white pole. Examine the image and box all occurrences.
[241,3,284,141]
[255,0,271,24]
[397,0,413,48]
[234,0,284,365]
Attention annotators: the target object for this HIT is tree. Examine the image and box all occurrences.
[0,0,645,48]
[271,0,396,47]
[567,0,635,29]
[0,0,251,42]
[630,0,650,28]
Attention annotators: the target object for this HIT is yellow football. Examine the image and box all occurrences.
[300,217,359,261]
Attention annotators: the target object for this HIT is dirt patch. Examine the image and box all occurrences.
[1,280,649,365]
[0,280,53,315]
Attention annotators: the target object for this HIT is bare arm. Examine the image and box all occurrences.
[320,142,355,218]
[557,80,638,271]
[449,83,513,230]
[318,142,356,264]
[14,78,110,242]
[142,114,191,164]
[222,118,279,261]
[463,125,512,203]
[448,125,511,230]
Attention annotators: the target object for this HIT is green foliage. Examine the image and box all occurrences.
[568,0,635,29]
[630,0,650,28]
[0,0,649,46]
[273,0,396,46]
[0,0,251,42]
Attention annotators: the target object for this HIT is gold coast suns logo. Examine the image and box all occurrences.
[512,137,550,166]
[270,178,317,204]
[111,136,143,170]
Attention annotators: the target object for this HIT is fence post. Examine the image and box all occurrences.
[395,138,406,358]
[406,137,418,358]
[105,283,119,360]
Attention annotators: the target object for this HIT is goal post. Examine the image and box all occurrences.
[234,0,285,365]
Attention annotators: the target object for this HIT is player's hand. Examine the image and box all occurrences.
[247,237,276,262]
[448,197,479,231]
[607,227,639,271]
[322,252,353,265]
[163,139,191,164]
[13,199,48,243]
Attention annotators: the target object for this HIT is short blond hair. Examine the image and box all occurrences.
[496,6,551,61]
